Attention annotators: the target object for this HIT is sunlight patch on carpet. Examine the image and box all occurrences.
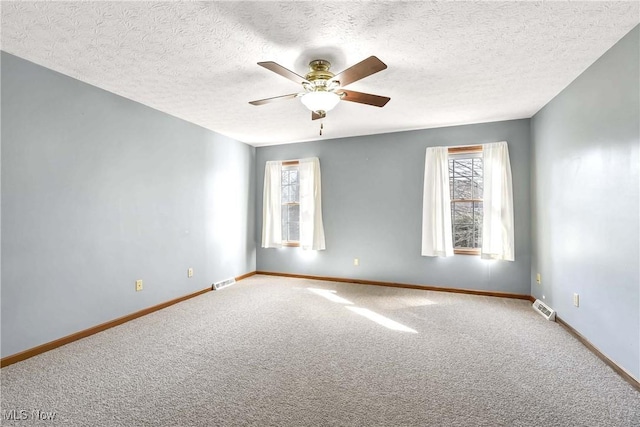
[307,288,354,305]
[346,307,418,333]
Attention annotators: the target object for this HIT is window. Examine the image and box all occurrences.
[448,146,483,255]
[281,161,300,246]
[262,157,326,250]
[422,143,512,260]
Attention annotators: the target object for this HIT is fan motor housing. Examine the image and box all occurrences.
[306,60,334,82]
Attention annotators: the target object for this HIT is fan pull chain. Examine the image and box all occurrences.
[320,122,324,136]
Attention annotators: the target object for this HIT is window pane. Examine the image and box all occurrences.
[288,221,300,242]
[281,186,290,204]
[473,202,483,217]
[454,202,473,225]
[454,177,472,200]
[289,204,299,220]
[474,202,483,248]
[454,224,472,248]
[453,159,473,178]
[289,170,298,184]
[450,157,484,199]
[473,158,483,177]
[452,201,482,249]
[290,184,299,203]
[473,178,483,199]
[281,205,289,241]
[282,204,300,242]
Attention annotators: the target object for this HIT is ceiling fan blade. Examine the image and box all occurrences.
[258,61,309,85]
[249,93,299,106]
[340,90,390,107]
[312,111,326,120]
[331,56,387,87]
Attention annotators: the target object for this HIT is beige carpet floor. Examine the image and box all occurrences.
[1,274,639,426]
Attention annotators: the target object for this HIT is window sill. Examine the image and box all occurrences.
[454,249,480,256]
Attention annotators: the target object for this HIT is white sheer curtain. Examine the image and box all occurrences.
[482,141,515,261]
[421,147,454,257]
[261,161,282,248]
[299,157,326,250]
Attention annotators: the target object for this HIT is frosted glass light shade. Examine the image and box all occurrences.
[301,91,340,112]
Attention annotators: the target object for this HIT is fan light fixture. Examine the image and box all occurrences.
[300,91,341,112]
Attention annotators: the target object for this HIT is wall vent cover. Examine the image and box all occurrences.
[213,278,236,291]
[532,299,556,321]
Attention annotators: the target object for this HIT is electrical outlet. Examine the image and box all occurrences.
[188,268,193,278]
[536,273,541,284]
[135,280,143,292]
[573,293,580,307]
[354,258,359,266]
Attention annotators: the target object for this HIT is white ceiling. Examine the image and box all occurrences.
[2,2,638,147]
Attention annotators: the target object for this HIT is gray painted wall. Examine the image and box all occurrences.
[256,120,531,295]
[531,26,639,379]
[1,52,256,358]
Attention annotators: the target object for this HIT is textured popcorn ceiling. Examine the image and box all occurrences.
[2,2,638,146]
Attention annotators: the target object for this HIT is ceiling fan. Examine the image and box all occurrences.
[249,56,390,120]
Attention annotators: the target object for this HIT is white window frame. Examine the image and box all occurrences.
[448,146,483,255]
[281,160,300,247]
